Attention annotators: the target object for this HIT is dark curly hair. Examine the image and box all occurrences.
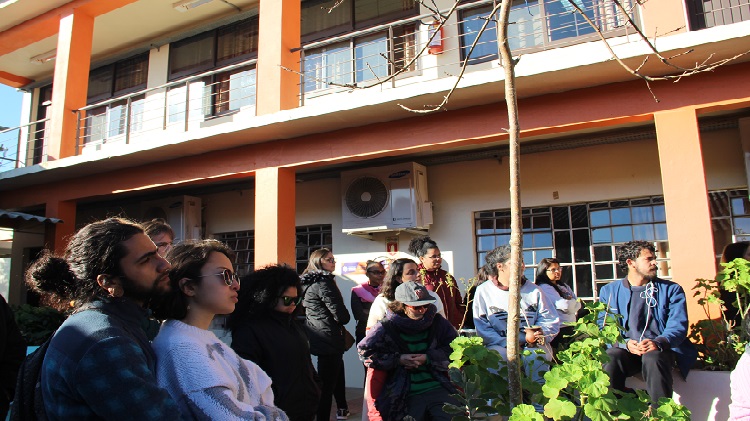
[228,264,301,329]
[407,236,439,259]
[151,239,235,321]
[616,240,655,271]
[721,241,750,264]
[381,258,417,301]
[25,217,144,311]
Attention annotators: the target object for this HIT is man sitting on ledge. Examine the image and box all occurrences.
[599,240,697,405]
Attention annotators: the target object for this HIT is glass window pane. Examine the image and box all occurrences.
[575,265,594,298]
[302,0,352,37]
[87,65,114,102]
[555,232,572,262]
[732,197,750,216]
[478,236,495,251]
[633,224,655,241]
[570,205,588,228]
[545,0,596,42]
[533,232,552,248]
[655,223,668,241]
[734,217,750,236]
[460,6,498,62]
[572,229,591,262]
[508,1,542,50]
[355,33,388,82]
[595,264,614,280]
[216,18,258,66]
[533,215,551,230]
[591,228,611,244]
[522,216,531,230]
[477,219,494,235]
[169,31,214,80]
[523,233,533,247]
[536,249,553,261]
[590,209,610,227]
[497,234,511,246]
[632,207,653,223]
[552,207,570,229]
[593,246,612,262]
[496,217,511,234]
[653,205,666,222]
[612,226,633,243]
[611,208,631,225]
[524,267,535,281]
[523,251,534,265]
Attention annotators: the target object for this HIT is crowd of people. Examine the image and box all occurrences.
[4,216,749,420]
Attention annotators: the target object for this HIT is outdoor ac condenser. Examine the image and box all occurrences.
[340,162,432,233]
[140,195,202,242]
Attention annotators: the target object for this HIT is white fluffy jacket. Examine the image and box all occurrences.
[152,319,288,421]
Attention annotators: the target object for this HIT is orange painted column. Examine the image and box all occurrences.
[44,200,77,254]
[256,0,300,115]
[655,109,715,324]
[640,0,689,37]
[48,9,94,161]
[254,167,296,267]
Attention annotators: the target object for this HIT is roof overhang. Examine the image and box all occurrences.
[0,209,62,228]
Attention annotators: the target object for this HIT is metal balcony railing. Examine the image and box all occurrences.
[687,0,750,29]
[75,58,257,155]
[0,119,49,172]
[297,0,638,101]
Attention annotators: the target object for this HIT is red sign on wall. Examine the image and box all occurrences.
[386,236,398,256]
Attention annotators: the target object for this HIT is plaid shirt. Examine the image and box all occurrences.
[41,298,182,420]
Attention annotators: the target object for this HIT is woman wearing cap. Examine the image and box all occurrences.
[358,282,458,421]
[229,264,321,421]
[151,240,288,421]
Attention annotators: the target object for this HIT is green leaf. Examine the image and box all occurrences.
[509,404,544,421]
[544,398,577,420]
[541,375,568,399]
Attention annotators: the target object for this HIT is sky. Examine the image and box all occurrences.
[0,84,23,129]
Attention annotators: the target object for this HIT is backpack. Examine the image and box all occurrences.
[9,335,53,421]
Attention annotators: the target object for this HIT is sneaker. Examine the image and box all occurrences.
[336,409,350,420]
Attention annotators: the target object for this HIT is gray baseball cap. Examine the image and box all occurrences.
[395,281,436,306]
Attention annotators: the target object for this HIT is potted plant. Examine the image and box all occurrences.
[690,257,750,371]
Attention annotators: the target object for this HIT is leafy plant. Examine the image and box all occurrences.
[690,257,750,370]
[13,304,65,346]
[445,301,691,421]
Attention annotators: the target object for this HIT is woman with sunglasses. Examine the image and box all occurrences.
[229,264,320,421]
[300,248,351,421]
[534,258,580,351]
[358,282,458,421]
[351,260,386,347]
[151,240,288,421]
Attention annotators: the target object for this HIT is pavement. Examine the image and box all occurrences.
[327,387,365,421]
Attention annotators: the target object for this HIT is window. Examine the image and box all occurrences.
[31,85,53,165]
[459,0,633,63]
[87,53,149,104]
[475,195,671,300]
[167,17,259,118]
[216,230,255,276]
[296,224,333,273]
[83,54,148,145]
[709,189,750,261]
[303,23,417,92]
[169,17,258,81]
[301,0,419,42]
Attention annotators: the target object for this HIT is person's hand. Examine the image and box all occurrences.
[399,354,423,369]
[412,354,427,366]
[525,327,543,346]
[639,339,659,353]
[626,339,643,355]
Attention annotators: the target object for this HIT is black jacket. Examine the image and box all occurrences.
[231,311,321,421]
[299,270,351,356]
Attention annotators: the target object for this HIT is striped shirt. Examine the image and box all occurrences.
[399,330,441,396]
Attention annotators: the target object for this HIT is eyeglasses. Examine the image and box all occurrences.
[197,269,240,287]
[546,268,563,273]
[281,296,303,306]
[406,304,430,311]
[368,270,386,275]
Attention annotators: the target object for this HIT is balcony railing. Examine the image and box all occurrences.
[297,0,637,101]
[0,119,49,172]
[75,58,257,155]
[686,0,750,29]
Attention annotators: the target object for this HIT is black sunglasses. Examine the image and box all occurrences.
[406,304,430,310]
[281,296,303,306]
[197,269,240,287]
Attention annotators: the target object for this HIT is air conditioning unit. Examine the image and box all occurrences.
[341,162,432,233]
[140,195,202,242]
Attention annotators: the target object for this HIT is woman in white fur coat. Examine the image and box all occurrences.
[151,239,288,421]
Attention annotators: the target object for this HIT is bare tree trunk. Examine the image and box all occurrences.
[497,0,523,410]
